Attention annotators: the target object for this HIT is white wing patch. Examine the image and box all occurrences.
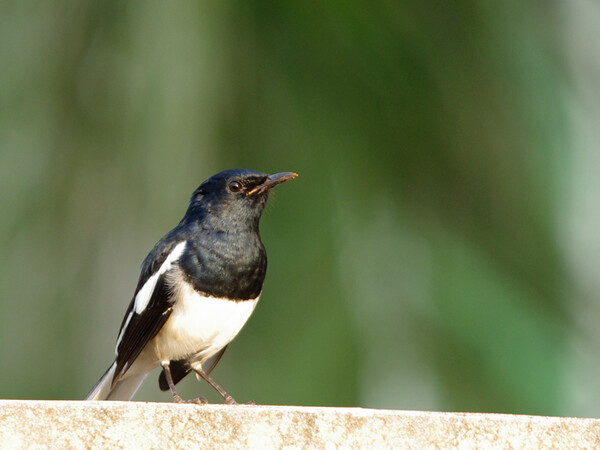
[134,241,187,314]
[115,311,133,352]
[114,241,187,353]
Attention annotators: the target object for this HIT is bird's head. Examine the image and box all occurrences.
[187,169,297,227]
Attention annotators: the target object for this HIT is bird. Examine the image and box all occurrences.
[85,168,297,403]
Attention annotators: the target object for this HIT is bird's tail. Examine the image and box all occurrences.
[85,362,147,401]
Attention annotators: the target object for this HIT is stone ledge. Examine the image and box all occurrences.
[0,400,599,448]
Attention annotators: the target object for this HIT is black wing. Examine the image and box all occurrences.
[112,237,185,385]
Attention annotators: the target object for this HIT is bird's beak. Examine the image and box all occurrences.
[247,172,298,195]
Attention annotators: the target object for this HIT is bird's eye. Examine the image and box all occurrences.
[228,181,242,193]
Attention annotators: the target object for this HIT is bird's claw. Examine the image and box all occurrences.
[172,394,186,404]
[224,396,238,405]
[172,395,208,405]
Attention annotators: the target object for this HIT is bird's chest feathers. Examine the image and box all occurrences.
[153,279,259,362]
[180,230,267,300]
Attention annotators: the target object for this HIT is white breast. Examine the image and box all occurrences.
[151,280,259,364]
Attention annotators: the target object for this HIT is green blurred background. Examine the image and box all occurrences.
[2,1,600,417]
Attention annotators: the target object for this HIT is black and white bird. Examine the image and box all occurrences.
[86,168,297,403]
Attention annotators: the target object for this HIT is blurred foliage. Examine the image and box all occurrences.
[1,1,600,417]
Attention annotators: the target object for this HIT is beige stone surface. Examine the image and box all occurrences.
[0,400,599,449]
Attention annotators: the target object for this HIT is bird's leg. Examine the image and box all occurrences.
[162,362,208,405]
[161,362,208,405]
[161,362,186,403]
[193,367,238,405]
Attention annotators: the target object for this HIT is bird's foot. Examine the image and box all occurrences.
[224,395,238,405]
[172,394,208,405]
[223,397,256,405]
[172,394,186,404]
